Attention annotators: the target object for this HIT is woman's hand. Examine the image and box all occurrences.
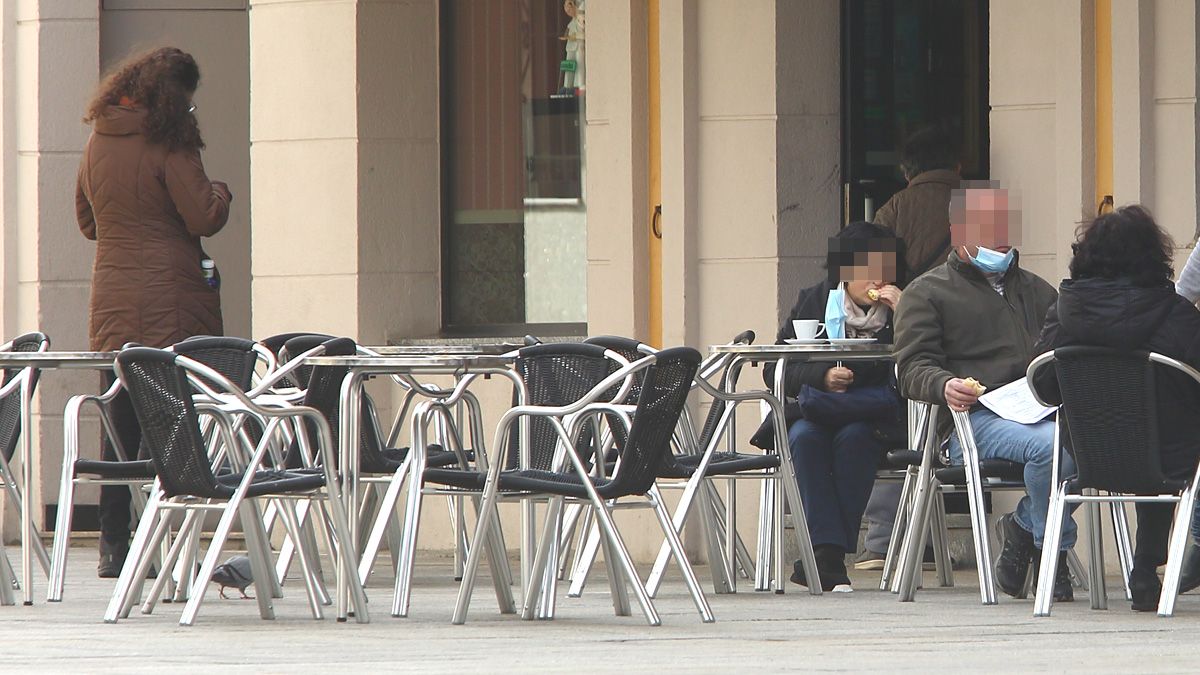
[875,284,902,310]
[824,366,854,393]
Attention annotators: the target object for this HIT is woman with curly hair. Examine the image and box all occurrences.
[76,46,231,577]
[1033,205,1200,610]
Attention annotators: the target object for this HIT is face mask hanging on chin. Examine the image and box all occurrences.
[825,284,847,339]
[968,245,1015,274]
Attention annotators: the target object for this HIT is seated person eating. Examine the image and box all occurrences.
[894,184,1076,601]
[765,221,904,591]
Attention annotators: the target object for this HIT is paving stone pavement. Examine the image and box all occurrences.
[2,544,1199,672]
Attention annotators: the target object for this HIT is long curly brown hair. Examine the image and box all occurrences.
[84,47,204,152]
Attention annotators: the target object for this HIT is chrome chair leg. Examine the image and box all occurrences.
[931,489,955,588]
[1110,501,1134,600]
[1033,485,1068,616]
[1158,484,1198,616]
[649,486,714,622]
[880,468,915,591]
[1086,496,1107,610]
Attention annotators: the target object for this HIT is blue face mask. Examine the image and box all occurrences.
[968,246,1015,274]
[825,284,847,339]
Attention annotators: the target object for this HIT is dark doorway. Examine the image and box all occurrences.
[841,0,989,223]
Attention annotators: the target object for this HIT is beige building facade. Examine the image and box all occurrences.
[1,0,1199,561]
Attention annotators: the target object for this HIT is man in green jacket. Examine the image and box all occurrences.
[894,185,1076,601]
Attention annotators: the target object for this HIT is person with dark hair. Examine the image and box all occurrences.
[895,185,1075,602]
[76,47,231,577]
[762,222,904,591]
[1032,204,1200,610]
[873,126,960,286]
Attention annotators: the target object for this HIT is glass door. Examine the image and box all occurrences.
[841,0,989,223]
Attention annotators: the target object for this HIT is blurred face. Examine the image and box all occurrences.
[950,188,1022,256]
[839,250,898,304]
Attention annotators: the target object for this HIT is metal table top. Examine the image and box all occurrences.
[365,343,521,356]
[0,351,117,368]
[710,342,893,361]
[303,354,515,371]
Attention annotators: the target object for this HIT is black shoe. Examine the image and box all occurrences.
[994,513,1036,598]
[1052,556,1073,603]
[97,539,129,579]
[1179,541,1200,594]
[1130,566,1162,612]
[790,545,851,592]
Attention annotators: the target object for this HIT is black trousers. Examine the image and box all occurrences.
[1134,502,1175,570]
[98,371,142,546]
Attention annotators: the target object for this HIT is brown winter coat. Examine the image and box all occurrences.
[75,106,229,351]
[873,168,959,285]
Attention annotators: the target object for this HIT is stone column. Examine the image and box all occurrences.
[249,0,440,344]
[1,1,100,533]
[584,0,650,340]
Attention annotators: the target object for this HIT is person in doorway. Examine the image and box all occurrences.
[894,183,1076,602]
[1032,205,1200,610]
[765,222,905,592]
[857,125,961,570]
[76,47,231,577]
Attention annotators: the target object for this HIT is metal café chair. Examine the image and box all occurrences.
[0,332,51,604]
[566,332,784,598]
[103,347,368,625]
[388,342,629,619]
[1029,347,1200,617]
[890,401,1106,604]
[453,346,713,626]
[48,336,273,603]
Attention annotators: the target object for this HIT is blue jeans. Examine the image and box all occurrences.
[949,408,1077,550]
[788,419,883,552]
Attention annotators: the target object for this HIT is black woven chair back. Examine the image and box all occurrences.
[277,334,336,390]
[695,331,755,453]
[291,337,390,471]
[1052,346,1180,494]
[605,347,701,497]
[510,343,616,471]
[583,335,650,451]
[173,336,259,391]
[0,332,47,463]
[116,348,224,499]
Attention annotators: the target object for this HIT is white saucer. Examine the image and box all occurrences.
[784,338,828,345]
[827,338,877,344]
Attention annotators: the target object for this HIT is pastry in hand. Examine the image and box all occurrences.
[867,288,881,302]
[963,377,987,395]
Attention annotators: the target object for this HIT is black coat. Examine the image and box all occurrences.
[1033,277,1200,478]
[763,281,895,398]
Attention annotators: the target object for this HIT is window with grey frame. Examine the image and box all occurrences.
[440,0,588,336]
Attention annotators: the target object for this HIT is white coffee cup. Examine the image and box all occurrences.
[792,319,826,340]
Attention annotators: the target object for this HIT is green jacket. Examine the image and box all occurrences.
[894,251,1057,410]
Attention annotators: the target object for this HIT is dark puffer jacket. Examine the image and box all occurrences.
[1032,277,1200,478]
[76,105,228,351]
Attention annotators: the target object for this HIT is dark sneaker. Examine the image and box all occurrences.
[1052,556,1073,603]
[1179,540,1200,594]
[994,513,1036,597]
[97,539,129,579]
[791,546,851,592]
[853,549,886,571]
[1130,566,1162,612]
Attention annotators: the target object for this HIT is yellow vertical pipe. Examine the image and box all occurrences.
[648,0,663,347]
[1095,0,1113,210]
